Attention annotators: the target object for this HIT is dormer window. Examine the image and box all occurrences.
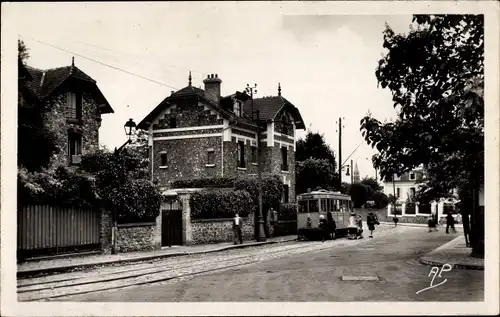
[66,91,82,121]
[409,172,416,180]
[234,101,242,117]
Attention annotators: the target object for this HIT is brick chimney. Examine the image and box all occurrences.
[203,74,222,105]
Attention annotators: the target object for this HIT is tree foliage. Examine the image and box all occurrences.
[348,183,370,208]
[296,131,337,169]
[18,39,29,63]
[360,176,382,197]
[296,158,336,194]
[360,15,484,196]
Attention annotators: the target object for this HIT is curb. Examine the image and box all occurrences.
[17,237,297,278]
[417,236,484,270]
[417,257,484,270]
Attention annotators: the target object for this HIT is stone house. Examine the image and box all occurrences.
[21,57,114,168]
[137,73,306,203]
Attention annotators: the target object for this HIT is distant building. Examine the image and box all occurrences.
[382,169,424,203]
[352,162,360,183]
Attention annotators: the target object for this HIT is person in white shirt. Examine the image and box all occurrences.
[233,213,243,244]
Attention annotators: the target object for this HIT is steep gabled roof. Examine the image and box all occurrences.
[24,64,114,114]
[243,96,306,129]
[138,85,258,131]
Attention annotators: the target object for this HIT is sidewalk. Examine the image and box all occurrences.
[379,221,464,230]
[418,236,484,270]
[17,235,297,277]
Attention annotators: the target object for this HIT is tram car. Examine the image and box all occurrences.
[296,189,353,240]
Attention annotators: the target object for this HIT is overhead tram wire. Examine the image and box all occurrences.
[341,140,365,167]
[24,36,181,91]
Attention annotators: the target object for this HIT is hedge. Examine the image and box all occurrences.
[172,177,237,189]
[190,189,253,219]
[278,203,297,221]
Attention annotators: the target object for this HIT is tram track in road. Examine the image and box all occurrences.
[19,226,402,302]
[18,241,331,301]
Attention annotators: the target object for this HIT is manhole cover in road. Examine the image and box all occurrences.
[341,275,380,281]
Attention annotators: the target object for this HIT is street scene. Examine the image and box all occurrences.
[3,1,496,315]
[17,224,483,302]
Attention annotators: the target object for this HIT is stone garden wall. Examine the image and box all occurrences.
[115,222,159,252]
[189,217,254,245]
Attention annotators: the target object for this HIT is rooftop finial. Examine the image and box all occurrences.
[278,82,282,96]
[188,71,192,86]
[72,56,75,67]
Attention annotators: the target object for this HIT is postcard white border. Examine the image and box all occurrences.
[2,1,499,316]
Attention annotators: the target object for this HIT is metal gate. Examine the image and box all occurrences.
[161,199,183,247]
[17,205,101,258]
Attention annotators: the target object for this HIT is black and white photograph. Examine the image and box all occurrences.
[1,1,499,316]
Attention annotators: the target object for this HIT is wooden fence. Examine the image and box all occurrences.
[17,205,101,258]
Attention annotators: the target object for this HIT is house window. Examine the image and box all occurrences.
[68,132,82,164]
[160,152,167,167]
[409,172,415,180]
[281,146,288,171]
[251,146,257,164]
[66,92,82,120]
[396,187,400,198]
[410,187,416,198]
[237,141,245,168]
[234,101,242,117]
[207,148,215,165]
[169,117,177,128]
[283,184,289,203]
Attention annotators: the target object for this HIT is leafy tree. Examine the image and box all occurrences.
[348,183,369,208]
[18,39,29,63]
[296,131,339,193]
[296,131,337,169]
[18,41,58,172]
[360,177,382,193]
[372,191,389,209]
[296,158,336,194]
[80,148,162,223]
[340,182,351,195]
[359,15,484,255]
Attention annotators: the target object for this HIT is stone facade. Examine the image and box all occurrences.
[189,217,254,245]
[116,223,158,252]
[153,136,223,185]
[42,90,102,169]
[100,208,113,254]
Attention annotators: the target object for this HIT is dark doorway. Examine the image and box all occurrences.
[161,199,183,247]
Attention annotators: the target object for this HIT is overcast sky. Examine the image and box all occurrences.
[9,2,414,181]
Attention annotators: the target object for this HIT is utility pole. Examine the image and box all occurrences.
[246,83,266,242]
[338,117,342,190]
[351,159,353,184]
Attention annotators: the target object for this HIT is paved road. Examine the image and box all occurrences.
[19,225,483,302]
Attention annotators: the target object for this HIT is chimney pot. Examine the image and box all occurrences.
[215,74,218,78]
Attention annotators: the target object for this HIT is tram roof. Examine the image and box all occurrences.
[297,190,351,199]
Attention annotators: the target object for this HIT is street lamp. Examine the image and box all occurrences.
[245,83,266,242]
[116,118,137,152]
[111,118,137,254]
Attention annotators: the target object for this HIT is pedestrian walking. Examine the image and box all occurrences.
[366,211,379,238]
[319,214,329,242]
[233,213,243,244]
[356,214,364,239]
[428,215,438,232]
[446,212,456,234]
[327,211,336,240]
[393,214,399,227]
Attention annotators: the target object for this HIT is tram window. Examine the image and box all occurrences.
[309,200,319,213]
[321,199,327,212]
[327,198,331,211]
[298,200,308,213]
